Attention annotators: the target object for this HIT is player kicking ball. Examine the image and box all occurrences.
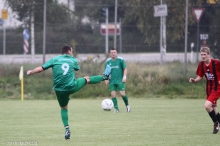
[27,45,111,140]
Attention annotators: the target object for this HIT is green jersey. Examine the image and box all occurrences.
[42,54,80,91]
[105,57,126,84]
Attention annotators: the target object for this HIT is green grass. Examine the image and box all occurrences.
[0,99,219,146]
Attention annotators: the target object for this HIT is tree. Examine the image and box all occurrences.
[4,0,71,30]
[120,0,206,44]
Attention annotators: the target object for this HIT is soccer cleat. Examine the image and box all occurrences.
[114,110,119,113]
[213,122,219,134]
[126,105,131,113]
[102,64,111,80]
[65,130,71,140]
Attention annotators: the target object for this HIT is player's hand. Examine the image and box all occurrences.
[189,78,195,83]
[27,70,32,76]
[122,76,127,83]
[105,80,109,85]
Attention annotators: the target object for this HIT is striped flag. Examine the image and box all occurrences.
[23,29,29,53]
[23,39,29,53]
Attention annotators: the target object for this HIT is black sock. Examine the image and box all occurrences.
[209,109,218,123]
[216,113,220,123]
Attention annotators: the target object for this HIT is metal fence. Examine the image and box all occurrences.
[0,1,220,56]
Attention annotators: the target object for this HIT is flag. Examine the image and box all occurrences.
[19,66,23,80]
[19,66,24,101]
[23,29,29,53]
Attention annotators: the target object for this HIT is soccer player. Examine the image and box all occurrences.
[27,45,111,140]
[104,47,130,113]
[189,47,220,134]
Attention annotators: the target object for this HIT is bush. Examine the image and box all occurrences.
[0,60,206,99]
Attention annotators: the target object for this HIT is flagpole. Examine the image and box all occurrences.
[19,66,24,101]
[21,78,24,101]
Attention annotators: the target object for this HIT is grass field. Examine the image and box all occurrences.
[0,98,219,146]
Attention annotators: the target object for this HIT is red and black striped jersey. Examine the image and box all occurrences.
[196,59,220,95]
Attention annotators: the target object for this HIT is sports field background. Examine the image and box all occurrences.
[0,98,218,146]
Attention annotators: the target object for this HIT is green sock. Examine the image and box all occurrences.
[122,95,129,106]
[89,76,103,84]
[112,97,119,111]
[61,109,69,130]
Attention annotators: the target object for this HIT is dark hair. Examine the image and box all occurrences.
[61,45,72,54]
[110,47,116,51]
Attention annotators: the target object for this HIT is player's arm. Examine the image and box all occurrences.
[27,66,44,76]
[73,59,80,71]
[122,68,127,82]
[189,76,203,83]
[121,58,127,82]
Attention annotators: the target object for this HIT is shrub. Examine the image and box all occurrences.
[0,61,206,99]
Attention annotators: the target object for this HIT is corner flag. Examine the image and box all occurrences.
[19,66,23,80]
[19,66,24,101]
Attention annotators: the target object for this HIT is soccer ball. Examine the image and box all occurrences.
[101,99,114,111]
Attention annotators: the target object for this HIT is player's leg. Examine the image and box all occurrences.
[205,100,217,122]
[89,64,112,82]
[73,64,111,86]
[54,79,88,139]
[70,76,104,93]
[71,78,87,93]
[89,75,105,84]
[210,92,220,133]
[55,91,71,140]
[119,83,130,112]
[205,92,220,134]
[81,74,109,85]
[70,75,106,95]
[112,91,119,113]
[110,84,119,112]
[214,104,220,133]
[214,103,220,122]
[102,64,112,80]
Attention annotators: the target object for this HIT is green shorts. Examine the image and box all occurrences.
[55,78,86,107]
[109,83,126,92]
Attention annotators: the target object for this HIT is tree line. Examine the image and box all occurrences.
[1,0,220,54]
